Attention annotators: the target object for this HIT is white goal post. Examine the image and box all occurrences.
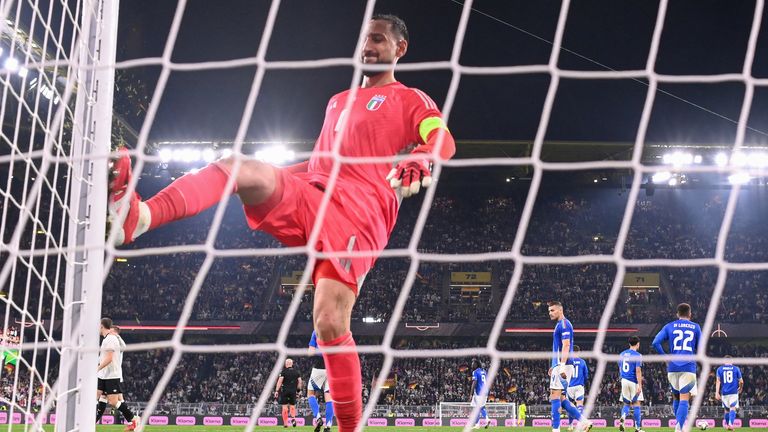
[438,401,517,423]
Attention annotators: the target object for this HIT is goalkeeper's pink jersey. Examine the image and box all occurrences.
[299,81,442,242]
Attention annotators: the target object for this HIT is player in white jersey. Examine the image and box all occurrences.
[97,318,140,431]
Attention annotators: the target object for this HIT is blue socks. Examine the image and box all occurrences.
[673,399,680,418]
[622,405,630,419]
[724,411,729,427]
[728,410,736,426]
[561,399,582,421]
[308,395,320,418]
[551,399,562,427]
[325,401,334,426]
[676,400,689,429]
[475,407,488,425]
[633,406,642,426]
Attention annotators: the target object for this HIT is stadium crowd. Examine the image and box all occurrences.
[91,186,768,325]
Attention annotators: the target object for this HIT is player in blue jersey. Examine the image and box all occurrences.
[566,346,588,432]
[652,303,702,432]
[618,336,644,432]
[307,331,334,432]
[470,359,490,429]
[715,356,743,431]
[548,301,592,432]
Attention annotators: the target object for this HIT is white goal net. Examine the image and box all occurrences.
[1,0,767,432]
[438,402,516,427]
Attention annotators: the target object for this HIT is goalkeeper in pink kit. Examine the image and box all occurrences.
[109,14,455,432]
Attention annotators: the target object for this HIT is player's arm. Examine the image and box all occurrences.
[651,329,666,355]
[560,339,571,366]
[298,377,303,395]
[388,103,456,198]
[738,377,744,394]
[308,346,317,356]
[470,379,477,402]
[635,365,643,394]
[274,376,284,398]
[715,375,722,400]
[97,350,114,371]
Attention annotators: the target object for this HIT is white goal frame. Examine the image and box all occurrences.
[438,401,517,423]
[53,0,119,431]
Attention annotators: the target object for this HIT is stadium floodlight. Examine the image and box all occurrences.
[662,151,693,166]
[3,57,18,72]
[254,145,295,165]
[17,67,28,78]
[728,172,751,185]
[731,152,748,167]
[668,177,679,186]
[714,153,729,167]
[201,148,216,163]
[748,152,768,168]
[181,148,201,163]
[159,148,173,163]
[652,171,672,184]
[693,155,702,164]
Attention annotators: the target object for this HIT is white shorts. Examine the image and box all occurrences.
[567,385,585,402]
[550,365,575,390]
[667,372,697,396]
[307,368,329,393]
[471,395,487,407]
[721,394,739,409]
[620,379,645,403]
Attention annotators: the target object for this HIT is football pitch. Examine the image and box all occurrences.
[8,427,768,432]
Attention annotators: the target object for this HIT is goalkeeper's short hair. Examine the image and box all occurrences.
[372,13,409,42]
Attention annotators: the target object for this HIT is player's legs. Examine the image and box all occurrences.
[282,403,289,426]
[110,150,277,244]
[668,372,695,431]
[324,389,335,429]
[289,403,297,426]
[96,387,107,423]
[314,273,359,432]
[632,401,643,431]
[550,388,563,432]
[308,387,321,418]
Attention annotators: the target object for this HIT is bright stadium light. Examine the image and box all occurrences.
[181,148,201,163]
[17,67,27,78]
[714,153,728,167]
[221,148,233,159]
[652,171,672,184]
[159,148,173,163]
[201,148,216,163]
[748,152,768,168]
[693,154,702,164]
[662,151,693,166]
[668,177,679,186]
[254,145,295,165]
[731,152,748,167]
[3,57,18,72]
[728,172,751,185]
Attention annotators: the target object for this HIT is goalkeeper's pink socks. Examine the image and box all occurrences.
[318,331,362,432]
[145,163,235,230]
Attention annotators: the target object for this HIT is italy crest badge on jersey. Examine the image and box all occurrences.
[367,95,387,111]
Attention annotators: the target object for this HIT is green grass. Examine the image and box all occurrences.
[9,427,768,432]
[6,427,768,432]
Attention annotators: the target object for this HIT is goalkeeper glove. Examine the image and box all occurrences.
[386,158,432,198]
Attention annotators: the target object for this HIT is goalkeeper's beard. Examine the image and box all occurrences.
[361,58,395,77]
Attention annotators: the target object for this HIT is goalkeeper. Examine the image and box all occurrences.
[109,14,455,432]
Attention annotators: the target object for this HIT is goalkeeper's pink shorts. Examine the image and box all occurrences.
[243,167,383,295]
